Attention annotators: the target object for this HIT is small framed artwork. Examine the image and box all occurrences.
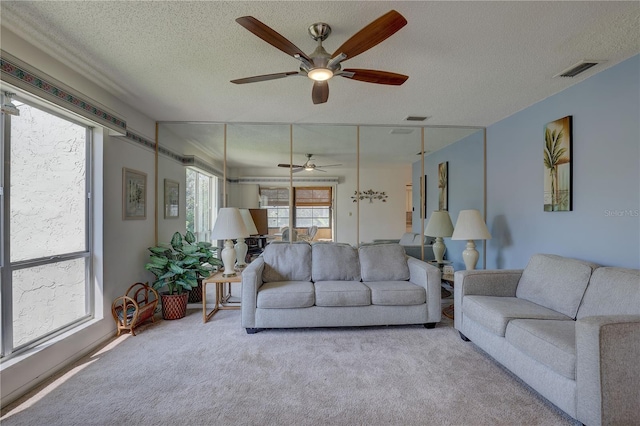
[544,116,572,211]
[438,161,448,211]
[123,168,146,220]
[164,179,179,219]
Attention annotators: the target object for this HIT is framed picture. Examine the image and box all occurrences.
[123,168,147,220]
[164,179,179,219]
[544,116,572,211]
[419,175,427,218]
[438,161,448,211]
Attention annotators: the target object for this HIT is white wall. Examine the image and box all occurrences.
[1,28,157,406]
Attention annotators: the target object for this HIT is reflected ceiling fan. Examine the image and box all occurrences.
[231,10,408,104]
[278,154,342,173]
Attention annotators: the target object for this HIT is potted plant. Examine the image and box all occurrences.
[145,231,219,319]
[187,233,223,303]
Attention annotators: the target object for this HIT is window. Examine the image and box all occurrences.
[1,95,92,358]
[294,187,331,228]
[186,168,217,242]
[260,187,289,229]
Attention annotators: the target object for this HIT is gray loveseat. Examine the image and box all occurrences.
[241,242,441,333]
[454,253,640,426]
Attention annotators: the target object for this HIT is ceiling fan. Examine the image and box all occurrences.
[278,154,342,173]
[231,10,409,104]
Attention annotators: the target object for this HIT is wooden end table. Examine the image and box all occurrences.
[201,270,242,323]
[441,273,455,320]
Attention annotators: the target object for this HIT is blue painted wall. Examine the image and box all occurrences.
[421,130,485,271]
[486,55,639,269]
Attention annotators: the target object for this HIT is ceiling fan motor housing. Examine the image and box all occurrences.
[308,23,331,41]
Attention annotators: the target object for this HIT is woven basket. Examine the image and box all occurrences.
[160,292,189,320]
[187,279,203,303]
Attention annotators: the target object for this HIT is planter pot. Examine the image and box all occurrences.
[188,279,203,303]
[160,292,189,320]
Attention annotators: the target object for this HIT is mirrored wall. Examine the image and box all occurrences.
[156,122,485,269]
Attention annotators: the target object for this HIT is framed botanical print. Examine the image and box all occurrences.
[123,168,147,220]
[544,116,572,211]
[438,161,448,211]
[164,179,179,219]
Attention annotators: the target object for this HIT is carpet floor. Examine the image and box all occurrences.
[1,306,578,426]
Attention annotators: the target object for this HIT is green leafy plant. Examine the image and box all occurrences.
[544,128,569,210]
[145,231,222,295]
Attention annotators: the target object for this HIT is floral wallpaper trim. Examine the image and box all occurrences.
[0,51,127,133]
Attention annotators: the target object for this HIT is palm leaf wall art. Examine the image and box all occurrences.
[544,116,572,211]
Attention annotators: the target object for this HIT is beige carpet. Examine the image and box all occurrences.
[2,308,578,426]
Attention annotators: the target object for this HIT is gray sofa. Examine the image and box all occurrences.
[373,232,436,260]
[454,253,640,426]
[241,242,441,333]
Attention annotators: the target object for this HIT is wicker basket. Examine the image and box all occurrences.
[160,292,189,320]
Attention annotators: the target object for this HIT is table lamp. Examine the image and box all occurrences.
[235,209,259,269]
[424,210,454,264]
[451,209,491,270]
[211,207,249,277]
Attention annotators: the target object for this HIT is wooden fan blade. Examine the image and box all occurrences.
[331,10,407,60]
[278,163,304,168]
[236,16,313,63]
[341,69,408,85]
[231,71,300,84]
[312,81,329,104]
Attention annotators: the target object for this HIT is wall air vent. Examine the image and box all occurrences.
[554,60,604,78]
[404,116,430,121]
[390,128,415,135]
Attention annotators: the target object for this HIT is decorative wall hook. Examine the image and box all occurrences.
[351,189,388,203]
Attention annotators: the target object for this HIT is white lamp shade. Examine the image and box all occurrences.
[451,209,492,240]
[239,209,259,235]
[211,207,249,240]
[424,210,454,237]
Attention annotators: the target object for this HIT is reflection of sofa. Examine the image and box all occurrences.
[373,232,435,260]
[241,242,442,333]
[455,253,640,425]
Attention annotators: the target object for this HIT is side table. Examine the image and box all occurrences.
[201,270,242,323]
[441,273,455,320]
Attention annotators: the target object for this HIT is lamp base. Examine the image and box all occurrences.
[221,239,238,277]
[462,240,479,270]
[235,237,248,269]
[432,237,447,264]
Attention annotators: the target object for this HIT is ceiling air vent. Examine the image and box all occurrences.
[554,60,604,78]
[404,115,429,121]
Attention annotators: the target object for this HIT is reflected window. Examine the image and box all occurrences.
[186,168,217,242]
[260,187,289,230]
[294,187,332,228]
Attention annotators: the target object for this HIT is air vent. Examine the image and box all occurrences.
[405,115,429,121]
[554,60,604,78]
[390,128,415,135]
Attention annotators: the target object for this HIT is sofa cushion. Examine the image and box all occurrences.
[312,243,361,282]
[506,319,576,380]
[463,295,572,336]
[363,281,426,306]
[359,244,409,282]
[262,242,312,283]
[256,281,315,309]
[314,280,370,307]
[577,267,640,319]
[515,254,598,318]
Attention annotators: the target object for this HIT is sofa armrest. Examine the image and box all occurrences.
[576,315,640,426]
[453,269,523,330]
[241,257,265,328]
[407,257,441,324]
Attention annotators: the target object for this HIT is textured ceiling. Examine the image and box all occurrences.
[2,1,638,129]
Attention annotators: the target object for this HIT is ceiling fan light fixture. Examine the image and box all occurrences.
[307,68,333,82]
